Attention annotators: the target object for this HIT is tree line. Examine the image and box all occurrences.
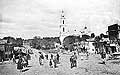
[2,36,23,47]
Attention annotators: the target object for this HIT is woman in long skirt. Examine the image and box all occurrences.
[17,56,23,72]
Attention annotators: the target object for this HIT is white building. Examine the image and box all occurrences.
[59,10,91,44]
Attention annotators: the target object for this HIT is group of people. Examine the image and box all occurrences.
[17,54,29,72]
[39,52,60,68]
[50,53,60,68]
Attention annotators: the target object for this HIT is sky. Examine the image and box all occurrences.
[0,0,120,39]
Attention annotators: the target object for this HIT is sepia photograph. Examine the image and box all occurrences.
[0,0,120,75]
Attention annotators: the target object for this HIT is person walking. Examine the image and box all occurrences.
[72,52,77,67]
[17,56,23,72]
[53,56,57,68]
[70,55,74,68]
[86,51,89,60]
[45,54,48,60]
[51,54,53,59]
[70,52,77,68]
[39,52,44,65]
[39,55,42,65]
[49,59,53,68]
[56,53,60,63]
[100,51,106,64]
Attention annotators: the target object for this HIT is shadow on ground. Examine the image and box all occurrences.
[98,62,105,64]
[22,69,29,72]
[27,65,32,67]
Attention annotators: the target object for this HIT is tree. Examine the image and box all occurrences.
[3,36,16,44]
[91,33,95,38]
[100,33,104,39]
[16,38,23,47]
[82,34,90,40]
[63,36,76,50]
[32,36,41,49]
[95,36,101,42]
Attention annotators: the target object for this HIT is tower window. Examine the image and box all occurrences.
[63,27,65,32]
[63,20,64,24]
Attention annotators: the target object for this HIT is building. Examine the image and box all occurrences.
[59,10,91,45]
[108,24,120,41]
[0,39,14,61]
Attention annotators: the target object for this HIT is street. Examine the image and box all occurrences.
[1,48,120,75]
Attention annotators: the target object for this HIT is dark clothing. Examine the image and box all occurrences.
[70,56,75,68]
[17,58,23,70]
[39,56,42,65]
[100,52,106,64]
[101,52,106,59]
[70,57,73,62]
[57,54,60,62]
[51,54,53,59]
[53,57,57,68]
[49,60,52,67]
[70,55,77,68]
[45,54,48,60]
[40,54,44,59]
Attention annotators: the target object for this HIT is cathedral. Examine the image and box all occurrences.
[59,10,91,44]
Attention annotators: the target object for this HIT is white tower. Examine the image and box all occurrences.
[60,10,66,35]
[59,10,67,44]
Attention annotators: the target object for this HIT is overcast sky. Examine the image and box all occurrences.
[0,0,120,39]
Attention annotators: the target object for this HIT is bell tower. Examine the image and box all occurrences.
[59,10,67,45]
[60,10,66,36]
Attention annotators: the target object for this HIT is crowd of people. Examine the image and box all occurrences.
[8,43,117,73]
[38,52,60,68]
[37,49,80,69]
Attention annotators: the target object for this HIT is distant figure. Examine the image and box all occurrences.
[49,59,53,68]
[39,53,44,65]
[17,56,23,72]
[70,52,77,68]
[100,51,106,64]
[35,54,37,58]
[39,55,42,65]
[86,51,89,60]
[41,53,44,59]
[53,56,57,68]
[83,46,86,53]
[45,54,48,60]
[51,54,53,59]
[13,54,16,64]
[56,53,60,63]
[76,48,79,55]
[70,56,73,68]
